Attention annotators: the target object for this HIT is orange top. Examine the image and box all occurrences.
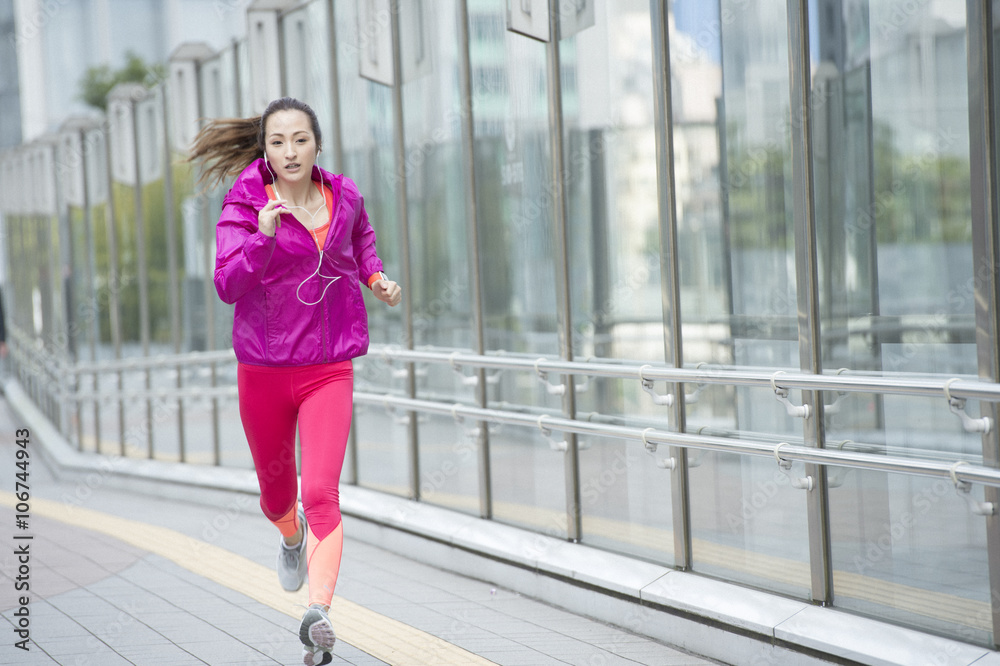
[311,220,331,251]
[264,181,334,251]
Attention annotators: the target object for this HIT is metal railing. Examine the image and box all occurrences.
[36,342,1000,496]
[354,391,1000,491]
[369,345,999,401]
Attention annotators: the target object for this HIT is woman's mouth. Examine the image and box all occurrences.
[285,163,301,171]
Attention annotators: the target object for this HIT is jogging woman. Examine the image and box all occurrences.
[189,96,401,665]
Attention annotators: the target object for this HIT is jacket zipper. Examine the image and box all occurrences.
[321,181,343,364]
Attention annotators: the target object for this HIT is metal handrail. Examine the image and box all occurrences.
[68,380,990,485]
[71,385,238,402]
[55,343,1000,405]
[45,340,1000,404]
[71,349,237,374]
[354,391,1000,489]
[52,343,1000,487]
[367,345,1000,401]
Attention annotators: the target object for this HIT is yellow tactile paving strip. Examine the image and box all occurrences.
[0,492,495,666]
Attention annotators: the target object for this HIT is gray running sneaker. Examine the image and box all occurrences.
[277,507,307,592]
[300,603,335,665]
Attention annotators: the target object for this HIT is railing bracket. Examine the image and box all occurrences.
[944,378,992,434]
[773,442,814,491]
[950,461,995,516]
[535,357,588,396]
[450,351,500,387]
[641,427,676,470]
[772,372,811,419]
[639,365,674,406]
[824,368,850,415]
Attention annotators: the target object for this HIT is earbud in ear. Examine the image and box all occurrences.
[264,154,269,164]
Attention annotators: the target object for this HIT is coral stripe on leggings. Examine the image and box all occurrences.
[237,360,352,606]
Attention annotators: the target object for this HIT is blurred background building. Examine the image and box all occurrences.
[0,0,21,149]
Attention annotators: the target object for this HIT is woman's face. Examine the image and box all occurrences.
[263,109,318,189]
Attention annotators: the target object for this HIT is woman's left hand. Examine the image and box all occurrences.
[373,279,402,307]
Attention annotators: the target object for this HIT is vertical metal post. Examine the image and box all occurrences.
[193,57,221,465]
[233,39,244,118]
[458,0,492,519]
[79,128,100,452]
[786,0,832,604]
[649,0,691,569]
[389,0,419,499]
[56,142,77,442]
[103,119,126,455]
[206,202,221,467]
[545,5,581,542]
[45,199,61,426]
[967,0,1000,646]
[327,0,345,172]
[161,84,185,461]
[131,97,154,458]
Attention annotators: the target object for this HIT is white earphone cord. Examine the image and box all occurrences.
[265,156,338,306]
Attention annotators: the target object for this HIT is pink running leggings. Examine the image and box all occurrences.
[237,360,353,605]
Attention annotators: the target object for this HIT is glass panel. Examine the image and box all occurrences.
[489,422,568,538]
[469,5,555,357]
[397,0,479,513]
[812,0,987,642]
[334,0,408,496]
[558,2,674,564]
[577,416,674,564]
[467,1,564,536]
[672,0,810,598]
[830,469,991,645]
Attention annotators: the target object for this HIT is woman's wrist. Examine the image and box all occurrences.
[367,271,387,290]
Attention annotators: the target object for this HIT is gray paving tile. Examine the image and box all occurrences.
[25,636,104,657]
[61,645,140,666]
[0,645,61,665]
[77,619,170,648]
[177,640,277,663]
[113,642,208,664]
[476,649,568,665]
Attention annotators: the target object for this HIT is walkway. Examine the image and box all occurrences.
[0,396,717,665]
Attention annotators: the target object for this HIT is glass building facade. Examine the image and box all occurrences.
[3,0,1000,652]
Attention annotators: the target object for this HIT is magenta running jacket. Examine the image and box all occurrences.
[214,159,384,366]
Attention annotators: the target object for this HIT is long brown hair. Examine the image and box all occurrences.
[187,97,323,189]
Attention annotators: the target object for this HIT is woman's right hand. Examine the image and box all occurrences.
[258,198,287,237]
